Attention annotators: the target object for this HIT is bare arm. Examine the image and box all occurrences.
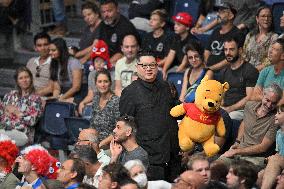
[75,39,98,58]
[76,45,93,59]
[114,80,122,97]
[208,59,229,71]
[110,53,123,66]
[250,85,263,101]
[78,89,94,115]
[176,55,188,72]
[234,137,274,156]
[179,69,189,102]
[204,50,211,63]
[223,87,254,112]
[237,121,245,141]
[60,69,82,100]
[162,49,176,79]
[205,69,214,79]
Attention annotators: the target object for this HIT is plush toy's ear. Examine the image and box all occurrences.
[201,75,209,83]
[222,82,229,92]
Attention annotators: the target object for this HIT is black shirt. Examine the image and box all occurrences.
[170,33,198,67]
[219,62,259,107]
[206,26,245,67]
[141,32,171,59]
[119,78,179,164]
[96,15,138,56]
[79,24,100,50]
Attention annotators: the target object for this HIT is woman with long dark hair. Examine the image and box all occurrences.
[0,67,43,146]
[243,5,278,71]
[49,38,86,104]
[91,69,120,142]
[179,42,213,102]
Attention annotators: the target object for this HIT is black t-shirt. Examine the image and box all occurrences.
[170,33,198,67]
[141,31,171,59]
[96,15,138,56]
[219,62,259,107]
[79,24,100,50]
[206,26,245,67]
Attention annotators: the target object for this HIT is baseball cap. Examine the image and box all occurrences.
[172,12,193,27]
[215,2,237,16]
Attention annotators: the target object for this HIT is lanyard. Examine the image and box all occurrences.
[18,178,43,189]
[32,178,43,189]
[66,183,79,189]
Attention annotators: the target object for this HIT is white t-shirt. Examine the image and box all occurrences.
[114,57,137,89]
[148,180,172,189]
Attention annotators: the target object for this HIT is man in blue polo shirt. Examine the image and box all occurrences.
[252,38,284,104]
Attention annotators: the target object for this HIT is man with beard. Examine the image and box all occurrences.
[110,115,149,169]
[95,0,138,66]
[220,83,283,169]
[204,2,245,74]
[226,160,258,189]
[219,37,258,120]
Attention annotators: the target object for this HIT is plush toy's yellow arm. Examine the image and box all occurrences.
[216,117,226,137]
[170,104,186,117]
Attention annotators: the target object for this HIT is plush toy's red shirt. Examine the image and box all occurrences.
[183,103,220,125]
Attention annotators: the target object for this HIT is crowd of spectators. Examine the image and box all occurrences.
[1,0,284,188]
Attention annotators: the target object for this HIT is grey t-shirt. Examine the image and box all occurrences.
[88,70,97,93]
[60,57,82,89]
[119,146,149,170]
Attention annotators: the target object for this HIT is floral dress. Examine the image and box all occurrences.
[243,31,278,68]
[91,94,120,141]
[0,90,43,143]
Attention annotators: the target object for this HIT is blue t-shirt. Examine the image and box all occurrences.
[256,65,284,89]
[276,129,284,156]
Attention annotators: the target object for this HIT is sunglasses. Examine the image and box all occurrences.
[122,115,135,122]
[36,66,41,77]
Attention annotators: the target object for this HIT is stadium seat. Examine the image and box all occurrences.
[167,72,185,97]
[64,117,90,144]
[172,0,201,25]
[272,2,284,34]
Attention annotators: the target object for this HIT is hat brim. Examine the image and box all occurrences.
[172,16,190,27]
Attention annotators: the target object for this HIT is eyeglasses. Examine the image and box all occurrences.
[137,63,157,69]
[36,66,41,77]
[122,115,135,122]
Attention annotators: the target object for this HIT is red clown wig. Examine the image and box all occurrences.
[21,145,52,176]
[0,134,19,173]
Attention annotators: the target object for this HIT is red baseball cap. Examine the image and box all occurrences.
[172,12,193,27]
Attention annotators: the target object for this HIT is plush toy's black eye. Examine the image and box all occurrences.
[205,97,207,99]
[219,94,221,96]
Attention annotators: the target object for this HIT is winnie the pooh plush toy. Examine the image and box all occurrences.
[170,76,229,157]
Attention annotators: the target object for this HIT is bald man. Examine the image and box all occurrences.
[76,128,111,164]
[173,170,206,189]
